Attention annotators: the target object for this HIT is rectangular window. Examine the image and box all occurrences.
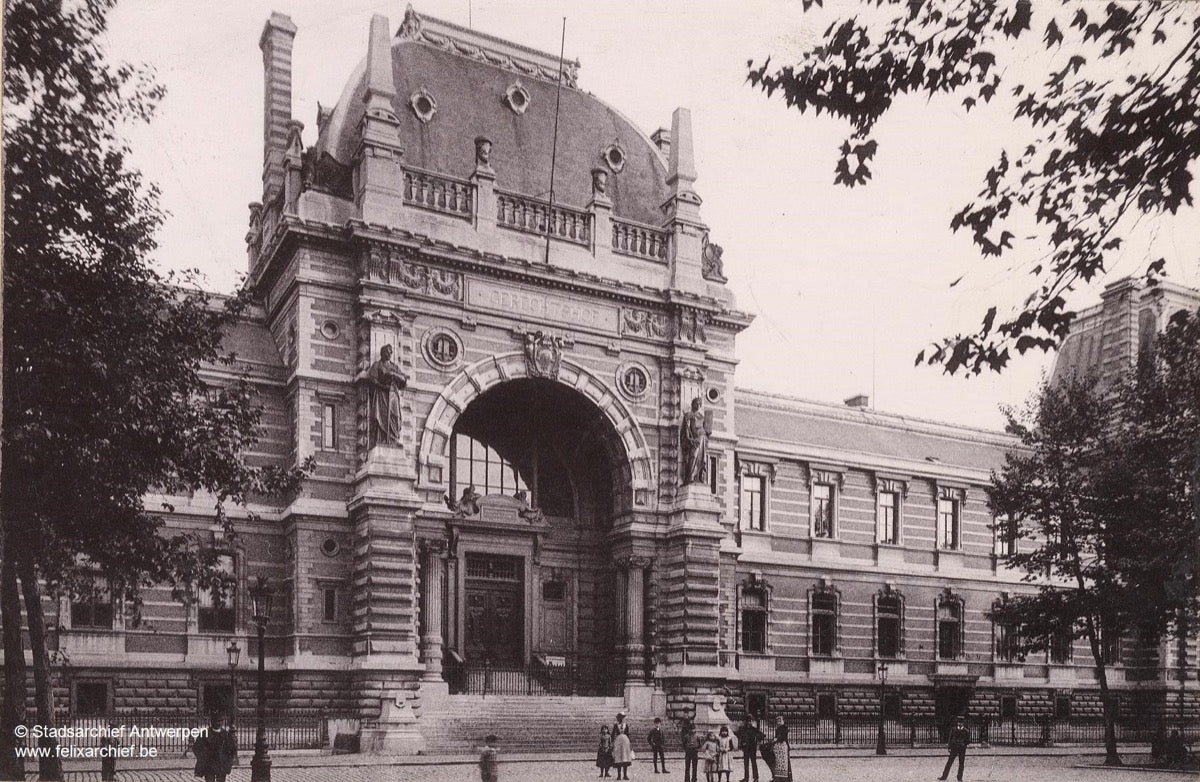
[71,594,114,630]
[938,498,960,550]
[1100,626,1122,665]
[321,403,337,450]
[75,682,109,717]
[1050,629,1073,664]
[811,593,837,656]
[1000,696,1018,720]
[746,692,768,719]
[198,554,236,633]
[937,602,961,660]
[876,491,899,544]
[1055,695,1072,719]
[202,683,234,718]
[813,483,835,538]
[995,622,1022,662]
[876,595,902,658]
[993,515,1017,557]
[708,455,719,494]
[740,589,767,653]
[883,692,902,719]
[739,474,765,531]
[322,587,337,623]
[816,693,837,719]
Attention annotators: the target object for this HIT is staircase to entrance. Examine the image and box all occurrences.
[420,694,633,754]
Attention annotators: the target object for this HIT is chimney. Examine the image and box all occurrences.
[260,12,298,207]
[651,127,671,157]
[843,393,870,409]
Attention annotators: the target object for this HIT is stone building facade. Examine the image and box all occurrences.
[32,7,1197,750]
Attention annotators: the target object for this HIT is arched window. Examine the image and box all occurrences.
[936,593,963,660]
[811,590,838,656]
[876,592,903,659]
[740,579,770,654]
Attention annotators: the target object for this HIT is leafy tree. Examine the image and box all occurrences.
[2,2,304,779]
[988,375,1128,764]
[988,308,1200,766]
[748,1,1200,375]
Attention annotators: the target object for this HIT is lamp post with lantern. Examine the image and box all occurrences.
[249,576,273,782]
[225,639,240,725]
[876,661,889,755]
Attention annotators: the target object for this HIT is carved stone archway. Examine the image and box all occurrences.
[417,353,655,510]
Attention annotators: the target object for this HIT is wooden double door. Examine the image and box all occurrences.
[464,554,524,665]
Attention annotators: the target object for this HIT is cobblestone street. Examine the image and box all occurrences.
[21,752,1177,782]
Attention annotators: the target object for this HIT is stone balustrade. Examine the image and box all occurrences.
[403,167,474,220]
[495,191,591,246]
[611,217,669,262]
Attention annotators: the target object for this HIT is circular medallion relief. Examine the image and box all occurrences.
[320,320,341,340]
[422,327,463,370]
[616,362,651,402]
[321,538,340,558]
[705,386,722,404]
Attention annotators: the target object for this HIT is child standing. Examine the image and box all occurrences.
[479,734,499,782]
[715,725,737,782]
[647,717,667,773]
[597,725,614,777]
[701,731,719,782]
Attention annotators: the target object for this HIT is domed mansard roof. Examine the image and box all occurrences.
[311,11,671,227]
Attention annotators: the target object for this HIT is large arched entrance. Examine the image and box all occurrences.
[426,369,646,695]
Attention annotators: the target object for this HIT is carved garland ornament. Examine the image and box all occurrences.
[622,308,671,339]
[359,242,463,301]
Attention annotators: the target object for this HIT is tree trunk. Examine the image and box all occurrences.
[1084,619,1122,767]
[0,553,27,781]
[17,557,62,781]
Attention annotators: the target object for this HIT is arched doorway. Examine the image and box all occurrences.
[434,377,634,695]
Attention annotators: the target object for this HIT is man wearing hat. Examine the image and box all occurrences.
[938,716,971,781]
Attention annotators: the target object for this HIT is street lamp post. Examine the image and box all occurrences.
[876,662,889,756]
[249,576,274,782]
[225,639,241,724]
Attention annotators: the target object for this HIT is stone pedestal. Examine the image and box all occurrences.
[360,693,425,755]
[692,692,732,735]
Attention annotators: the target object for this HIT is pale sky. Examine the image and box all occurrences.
[102,0,1200,431]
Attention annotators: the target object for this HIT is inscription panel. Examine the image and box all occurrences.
[467,280,619,333]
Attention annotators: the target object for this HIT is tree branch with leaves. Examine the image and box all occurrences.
[749,0,1199,374]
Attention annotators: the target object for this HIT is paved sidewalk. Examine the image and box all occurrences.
[12,746,1161,781]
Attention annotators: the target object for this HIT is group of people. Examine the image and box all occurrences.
[595,715,793,782]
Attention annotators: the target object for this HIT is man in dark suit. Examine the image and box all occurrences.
[735,716,764,782]
[938,716,971,781]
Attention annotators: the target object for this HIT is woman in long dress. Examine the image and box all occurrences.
[769,724,792,782]
[611,712,633,780]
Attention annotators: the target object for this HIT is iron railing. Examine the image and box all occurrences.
[29,710,333,756]
[739,714,1200,748]
[445,656,620,697]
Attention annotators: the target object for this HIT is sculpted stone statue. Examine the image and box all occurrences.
[679,396,712,486]
[367,345,407,446]
[444,485,481,518]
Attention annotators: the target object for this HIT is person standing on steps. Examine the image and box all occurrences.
[648,717,668,773]
[938,716,971,782]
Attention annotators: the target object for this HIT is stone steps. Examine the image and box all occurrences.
[421,696,649,754]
